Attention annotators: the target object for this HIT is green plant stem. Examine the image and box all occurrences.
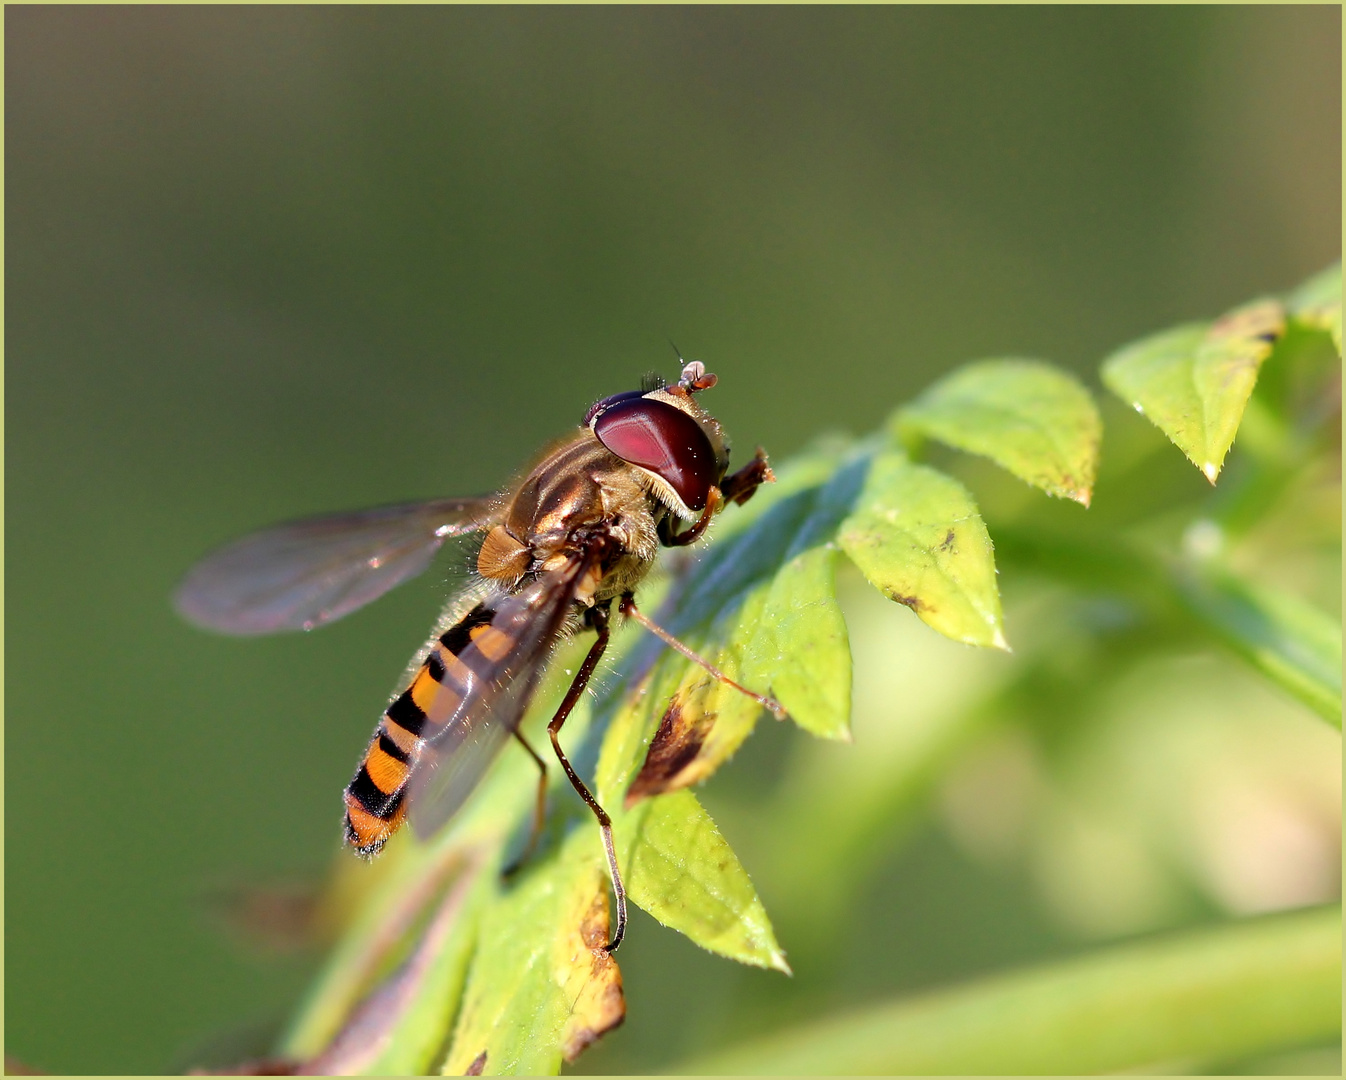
[994,526,1342,727]
[673,906,1341,1075]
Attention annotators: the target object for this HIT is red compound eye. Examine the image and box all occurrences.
[592,398,717,511]
[583,390,645,426]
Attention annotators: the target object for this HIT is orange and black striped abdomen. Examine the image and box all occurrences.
[343,600,505,855]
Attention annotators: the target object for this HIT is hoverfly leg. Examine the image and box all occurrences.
[544,600,628,953]
[719,447,774,506]
[619,594,789,721]
[501,728,548,878]
[657,449,774,547]
[658,488,720,548]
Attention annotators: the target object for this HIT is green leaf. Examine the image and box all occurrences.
[675,905,1341,1075]
[838,450,1006,649]
[1173,562,1342,727]
[1286,262,1342,354]
[743,544,852,740]
[598,452,868,806]
[617,547,852,801]
[440,831,623,1075]
[897,358,1102,505]
[1101,298,1287,483]
[615,789,790,972]
[653,450,869,641]
[707,434,857,546]
[622,588,775,802]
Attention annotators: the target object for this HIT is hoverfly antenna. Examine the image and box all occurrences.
[678,360,717,393]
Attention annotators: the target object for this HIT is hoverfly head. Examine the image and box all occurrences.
[585,362,731,519]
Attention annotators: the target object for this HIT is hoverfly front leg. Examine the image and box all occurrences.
[657,447,774,547]
[619,594,788,721]
[658,489,720,547]
[720,447,774,506]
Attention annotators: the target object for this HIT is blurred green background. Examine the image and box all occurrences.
[6,7,1340,1074]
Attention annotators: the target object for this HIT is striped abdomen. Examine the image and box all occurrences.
[343,599,517,855]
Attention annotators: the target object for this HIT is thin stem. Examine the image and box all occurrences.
[673,906,1342,1075]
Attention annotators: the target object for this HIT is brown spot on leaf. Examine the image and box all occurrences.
[1209,299,1284,342]
[938,528,956,552]
[561,886,625,1063]
[887,591,926,612]
[1207,300,1286,370]
[625,693,717,807]
[464,1051,488,1076]
[577,886,612,952]
[1054,473,1093,506]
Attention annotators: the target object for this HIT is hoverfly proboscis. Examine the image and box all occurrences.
[175,361,780,952]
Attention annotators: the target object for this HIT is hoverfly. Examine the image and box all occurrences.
[175,361,779,951]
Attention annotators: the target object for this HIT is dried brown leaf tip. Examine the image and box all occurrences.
[560,883,626,1062]
[625,691,716,807]
[1209,298,1285,349]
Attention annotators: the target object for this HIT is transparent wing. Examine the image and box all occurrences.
[174,497,499,635]
[406,556,594,840]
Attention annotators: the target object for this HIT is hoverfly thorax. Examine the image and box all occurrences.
[586,361,730,519]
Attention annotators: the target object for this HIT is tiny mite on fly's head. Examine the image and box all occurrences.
[176,361,782,951]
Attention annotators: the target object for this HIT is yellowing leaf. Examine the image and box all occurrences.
[558,885,626,1063]
[838,452,1006,649]
[897,359,1102,505]
[621,543,854,802]
[1101,298,1286,483]
[440,835,623,1075]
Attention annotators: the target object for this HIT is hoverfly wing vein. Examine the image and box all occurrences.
[174,497,498,635]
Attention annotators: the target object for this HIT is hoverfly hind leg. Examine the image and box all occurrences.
[499,598,627,951]
[541,601,628,952]
[501,727,549,879]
